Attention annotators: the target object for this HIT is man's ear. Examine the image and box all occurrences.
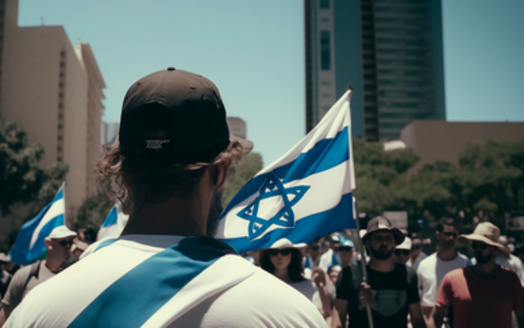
[44,238,53,251]
[212,162,231,191]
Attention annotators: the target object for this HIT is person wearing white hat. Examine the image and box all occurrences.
[260,239,335,323]
[395,236,412,265]
[0,225,76,324]
[432,222,524,328]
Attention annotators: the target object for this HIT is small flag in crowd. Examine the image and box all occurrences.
[97,202,129,241]
[9,184,66,265]
[215,90,357,254]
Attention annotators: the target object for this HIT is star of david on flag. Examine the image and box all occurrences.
[215,90,356,254]
[9,183,66,265]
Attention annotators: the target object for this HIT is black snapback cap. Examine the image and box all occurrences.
[119,67,232,166]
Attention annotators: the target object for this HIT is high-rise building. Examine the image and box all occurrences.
[102,122,119,145]
[0,0,105,221]
[305,0,446,141]
[226,117,247,139]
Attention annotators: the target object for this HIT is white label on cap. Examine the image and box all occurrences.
[146,139,170,150]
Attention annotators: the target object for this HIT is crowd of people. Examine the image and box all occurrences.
[0,67,522,327]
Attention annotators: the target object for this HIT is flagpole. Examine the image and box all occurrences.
[346,89,374,328]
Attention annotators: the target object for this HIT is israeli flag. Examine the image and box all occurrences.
[9,184,66,265]
[216,90,356,253]
[97,202,129,241]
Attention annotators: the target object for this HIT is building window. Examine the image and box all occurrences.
[320,31,331,70]
[320,0,329,9]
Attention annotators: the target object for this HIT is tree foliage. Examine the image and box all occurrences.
[353,138,419,217]
[352,137,524,233]
[76,189,113,231]
[0,121,68,215]
[222,152,263,207]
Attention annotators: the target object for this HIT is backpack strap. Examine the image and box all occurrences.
[21,261,41,293]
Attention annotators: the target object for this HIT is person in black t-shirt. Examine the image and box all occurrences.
[335,216,425,328]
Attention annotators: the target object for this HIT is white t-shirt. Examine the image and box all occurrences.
[5,235,326,328]
[417,252,470,306]
[407,251,427,272]
[290,279,336,312]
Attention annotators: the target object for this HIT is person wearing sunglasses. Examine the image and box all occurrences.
[417,217,471,325]
[304,238,323,279]
[337,239,355,268]
[432,222,524,328]
[0,225,76,324]
[406,238,427,271]
[4,68,326,328]
[335,216,425,328]
[260,240,335,323]
[395,236,412,265]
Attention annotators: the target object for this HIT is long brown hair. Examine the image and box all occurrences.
[259,248,305,283]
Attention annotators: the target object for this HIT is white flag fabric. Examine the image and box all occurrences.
[97,202,129,241]
[9,184,66,265]
[216,90,356,253]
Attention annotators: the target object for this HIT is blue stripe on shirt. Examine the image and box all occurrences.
[69,237,236,328]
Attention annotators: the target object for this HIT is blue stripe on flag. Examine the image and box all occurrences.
[225,193,355,254]
[221,126,349,217]
[101,206,118,227]
[69,237,235,328]
[9,186,65,265]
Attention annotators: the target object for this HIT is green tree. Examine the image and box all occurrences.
[222,152,263,206]
[0,121,67,215]
[458,139,524,227]
[76,189,113,231]
[398,161,461,220]
[352,138,419,217]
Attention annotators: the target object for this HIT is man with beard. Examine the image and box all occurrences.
[417,217,470,325]
[334,216,425,327]
[431,222,524,328]
[4,68,327,328]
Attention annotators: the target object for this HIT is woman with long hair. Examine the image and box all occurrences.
[260,241,335,321]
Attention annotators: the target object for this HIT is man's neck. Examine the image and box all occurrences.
[369,257,395,272]
[122,196,207,236]
[44,259,63,273]
[437,247,458,261]
[471,261,501,279]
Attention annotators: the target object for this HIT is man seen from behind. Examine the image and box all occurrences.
[4,67,327,327]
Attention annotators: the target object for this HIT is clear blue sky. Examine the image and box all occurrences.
[18,0,524,165]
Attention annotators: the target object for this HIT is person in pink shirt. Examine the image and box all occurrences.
[431,222,524,328]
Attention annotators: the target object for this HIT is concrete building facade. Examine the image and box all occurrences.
[226,117,247,139]
[400,121,524,174]
[0,0,105,222]
[305,0,445,141]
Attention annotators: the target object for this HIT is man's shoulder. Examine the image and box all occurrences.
[417,253,437,271]
[187,268,327,327]
[8,263,34,285]
[500,266,521,281]
[442,267,465,282]
[456,252,470,263]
